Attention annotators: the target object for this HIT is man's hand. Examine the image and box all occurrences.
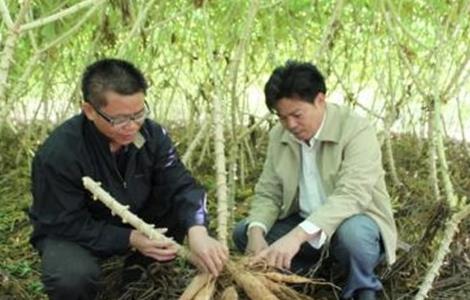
[253,226,315,270]
[129,229,178,261]
[187,226,229,277]
[246,226,269,255]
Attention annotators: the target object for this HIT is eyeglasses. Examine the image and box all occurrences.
[92,101,150,129]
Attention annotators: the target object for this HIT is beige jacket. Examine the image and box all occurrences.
[247,103,397,264]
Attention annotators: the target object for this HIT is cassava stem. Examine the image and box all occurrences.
[82,176,190,259]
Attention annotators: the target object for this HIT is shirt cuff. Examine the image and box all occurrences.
[247,222,267,236]
[298,220,327,249]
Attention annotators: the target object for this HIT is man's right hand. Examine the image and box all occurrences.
[129,230,178,261]
[245,226,269,255]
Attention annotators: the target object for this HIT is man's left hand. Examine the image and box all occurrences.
[187,226,229,277]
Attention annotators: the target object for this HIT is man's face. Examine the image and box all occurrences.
[83,91,146,151]
[274,94,326,142]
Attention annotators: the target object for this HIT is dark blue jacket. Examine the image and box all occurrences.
[29,114,206,256]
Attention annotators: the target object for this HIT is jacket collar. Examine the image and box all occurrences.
[280,102,341,146]
[317,103,341,143]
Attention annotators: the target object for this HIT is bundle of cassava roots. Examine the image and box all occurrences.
[83,176,336,300]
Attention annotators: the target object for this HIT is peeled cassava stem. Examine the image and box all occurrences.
[82,176,190,258]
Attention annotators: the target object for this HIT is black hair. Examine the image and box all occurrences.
[264,60,326,112]
[81,58,148,107]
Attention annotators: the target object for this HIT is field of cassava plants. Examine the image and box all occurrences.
[1,1,470,299]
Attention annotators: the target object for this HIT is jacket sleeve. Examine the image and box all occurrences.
[246,132,283,230]
[151,127,207,232]
[30,155,131,256]
[306,121,385,238]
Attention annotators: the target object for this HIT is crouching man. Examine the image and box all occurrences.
[233,61,397,300]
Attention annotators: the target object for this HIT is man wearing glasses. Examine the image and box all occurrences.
[29,58,228,300]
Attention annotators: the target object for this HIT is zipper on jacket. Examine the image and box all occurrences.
[117,170,127,189]
[111,146,130,189]
[112,161,127,189]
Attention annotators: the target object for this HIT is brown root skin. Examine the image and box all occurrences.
[219,285,239,300]
[254,275,282,293]
[262,272,314,284]
[193,276,216,300]
[262,271,336,287]
[179,273,213,300]
[255,274,315,300]
[228,264,279,300]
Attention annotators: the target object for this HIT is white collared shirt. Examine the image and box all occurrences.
[295,115,327,248]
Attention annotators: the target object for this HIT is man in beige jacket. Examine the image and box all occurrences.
[233,61,397,300]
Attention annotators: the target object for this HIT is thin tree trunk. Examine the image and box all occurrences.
[116,0,156,57]
[414,203,470,300]
[196,130,211,169]
[383,101,402,188]
[383,125,402,188]
[455,97,470,158]
[313,0,345,62]
[226,0,260,225]
[211,92,228,245]
[0,0,13,28]
[414,96,463,299]
[202,8,229,245]
[182,118,210,168]
[0,51,39,136]
[19,0,101,32]
[427,103,440,201]
[0,0,30,104]
[36,4,102,54]
[433,98,457,207]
